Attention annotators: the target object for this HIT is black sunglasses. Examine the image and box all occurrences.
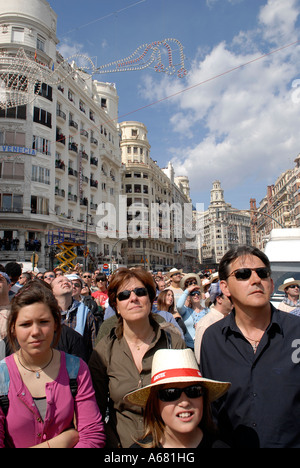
[117,287,148,302]
[190,290,201,296]
[158,384,204,402]
[185,280,197,286]
[227,267,270,281]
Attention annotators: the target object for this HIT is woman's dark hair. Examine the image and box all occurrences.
[95,273,108,283]
[219,245,271,281]
[7,280,62,351]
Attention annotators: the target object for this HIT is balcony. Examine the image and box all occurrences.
[68,142,78,153]
[56,109,66,121]
[55,187,65,198]
[90,157,98,167]
[56,132,66,146]
[68,193,78,203]
[69,120,78,131]
[80,129,89,139]
[90,179,98,189]
[79,150,88,161]
[68,167,78,178]
[55,160,65,171]
[90,137,98,146]
[80,197,88,206]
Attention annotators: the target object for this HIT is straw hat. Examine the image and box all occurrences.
[166,268,183,279]
[180,273,201,290]
[278,277,300,292]
[124,349,230,407]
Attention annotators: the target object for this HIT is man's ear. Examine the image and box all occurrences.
[220,280,231,299]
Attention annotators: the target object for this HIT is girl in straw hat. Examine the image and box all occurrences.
[125,349,230,448]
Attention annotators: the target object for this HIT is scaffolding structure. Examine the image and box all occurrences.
[47,229,85,272]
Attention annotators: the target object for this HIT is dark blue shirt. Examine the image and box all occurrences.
[200,305,300,448]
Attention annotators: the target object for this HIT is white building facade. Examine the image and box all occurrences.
[0,0,123,270]
[119,121,199,271]
[202,181,251,268]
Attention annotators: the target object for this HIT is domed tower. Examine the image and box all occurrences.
[210,180,225,206]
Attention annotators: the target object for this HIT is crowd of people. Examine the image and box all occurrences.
[0,247,300,448]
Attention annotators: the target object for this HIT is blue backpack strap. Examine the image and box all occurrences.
[0,359,10,415]
[65,353,80,398]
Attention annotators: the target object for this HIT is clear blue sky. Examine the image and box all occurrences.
[48,0,300,210]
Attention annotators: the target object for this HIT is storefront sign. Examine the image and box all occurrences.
[0,146,36,156]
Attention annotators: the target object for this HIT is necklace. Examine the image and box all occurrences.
[126,329,155,351]
[18,350,54,379]
[243,334,264,353]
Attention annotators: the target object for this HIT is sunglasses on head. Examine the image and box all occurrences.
[227,267,270,281]
[158,384,204,402]
[117,287,148,302]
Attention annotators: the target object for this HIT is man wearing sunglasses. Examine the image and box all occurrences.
[200,245,300,448]
[277,278,300,313]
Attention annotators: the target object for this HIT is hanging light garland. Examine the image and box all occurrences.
[0,38,187,110]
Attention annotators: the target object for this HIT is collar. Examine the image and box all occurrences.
[61,298,80,317]
[283,297,300,308]
[221,304,283,337]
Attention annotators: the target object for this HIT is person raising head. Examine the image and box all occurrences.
[166,269,183,308]
[194,281,233,364]
[125,348,230,448]
[89,267,186,448]
[176,274,208,349]
[0,282,105,448]
[51,275,96,358]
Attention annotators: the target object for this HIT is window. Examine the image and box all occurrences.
[37,36,45,52]
[35,83,53,101]
[31,196,49,215]
[0,194,23,213]
[132,129,138,137]
[0,162,24,180]
[33,107,52,128]
[101,98,107,109]
[32,135,51,155]
[0,131,25,146]
[12,27,24,43]
[32,166,50,184]
[0,105,26,120]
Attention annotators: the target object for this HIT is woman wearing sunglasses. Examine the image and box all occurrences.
[125,349,230,448]
[89,268,186,448]
[176,275,209,349]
